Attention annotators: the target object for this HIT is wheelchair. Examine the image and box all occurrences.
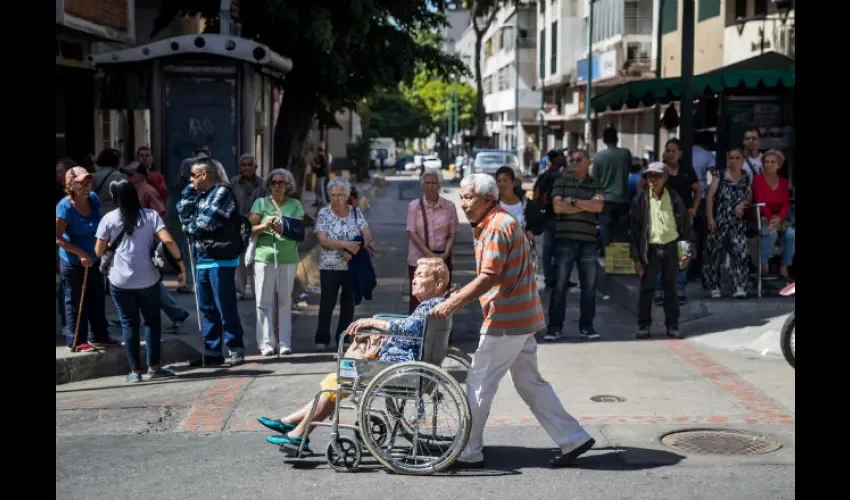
[280,313,473,475]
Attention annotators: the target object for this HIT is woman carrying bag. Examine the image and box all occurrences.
[95,180,186,382]
[248,168,305,356]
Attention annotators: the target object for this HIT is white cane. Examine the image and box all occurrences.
[186,235,205,368]
[273,236,280,360]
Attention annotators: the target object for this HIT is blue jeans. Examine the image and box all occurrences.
[541,227,556,286]
[547,240,598,332]
[111,283,161,373]
[159,282,188,323]
[60,261,109,347]
[760,226,795,266]
[656,268,688,295]
[196,266,245,357]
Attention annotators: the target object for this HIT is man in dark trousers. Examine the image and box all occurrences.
[592,126,632,255]
[530,150,566,288]
[630,162,694,340]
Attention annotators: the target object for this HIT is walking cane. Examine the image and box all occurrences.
[273,236,280,361]
[186,235,205,367]
[70,266,100,353]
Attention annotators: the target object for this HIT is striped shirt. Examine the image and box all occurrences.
[472,206,546,336]
[551,173,604,242]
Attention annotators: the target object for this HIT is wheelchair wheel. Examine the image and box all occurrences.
[359,361,471,476]
[325,436,362,472]
[355,414,389,448]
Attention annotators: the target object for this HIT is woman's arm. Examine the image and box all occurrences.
[95,238,108,257]
[408,231,434,257]
[706,177,719,231]
[690,182,702,214]
[249,212,275,235]
[317,231,359,252]
[157,227,187,276]
[360,226,374,248]
[56,218,90,261]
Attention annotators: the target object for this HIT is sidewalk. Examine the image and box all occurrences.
[55,171,387,384]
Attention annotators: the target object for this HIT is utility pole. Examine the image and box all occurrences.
[454,80,459,156]
[585,0,594,152]
[513,23,520,153]
[680,0,695,171]
[653,0,665,160]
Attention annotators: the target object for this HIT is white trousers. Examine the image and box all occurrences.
[459,333,591,463]
[254,261,297,350]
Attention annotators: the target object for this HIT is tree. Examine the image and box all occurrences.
[403,70,476,139]
[152,0,466,189]
[366,91,428,143]
[461,0,505,145]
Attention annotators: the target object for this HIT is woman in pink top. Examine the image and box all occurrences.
[753,150,794,279]
[406,168,459,312]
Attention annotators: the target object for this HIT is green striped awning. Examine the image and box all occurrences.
[591,52,794,113]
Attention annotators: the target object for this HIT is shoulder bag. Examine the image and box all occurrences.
[99,227,127,274]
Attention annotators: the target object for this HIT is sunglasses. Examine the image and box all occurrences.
[646,172,664,179]
[269,180,286,186]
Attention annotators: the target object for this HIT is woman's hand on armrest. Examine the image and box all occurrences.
[346,318,389,336]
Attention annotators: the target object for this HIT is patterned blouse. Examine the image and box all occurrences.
[314,205,369,271]
[378,298,445,363]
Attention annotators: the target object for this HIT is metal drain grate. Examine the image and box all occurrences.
[590,395,626,403]
[660,429,783,455]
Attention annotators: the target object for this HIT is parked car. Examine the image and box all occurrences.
[470,150,520,177]
[423,153,442,170]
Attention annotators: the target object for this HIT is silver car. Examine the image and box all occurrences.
[470,151,521,178]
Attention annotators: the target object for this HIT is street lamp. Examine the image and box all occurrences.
[499,23,520,153]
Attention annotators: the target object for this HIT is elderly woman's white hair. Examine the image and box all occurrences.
[326,176,352,197]
[460,173,499,200]
[266,167,296,193]
[420,168,444,185]
[416,257,450,291]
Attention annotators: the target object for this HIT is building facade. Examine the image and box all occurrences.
[457,2,541,160]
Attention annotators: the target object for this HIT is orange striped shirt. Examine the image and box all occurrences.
[472,206,545,335]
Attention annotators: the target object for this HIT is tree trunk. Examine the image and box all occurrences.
[272,82,317,200]
[473,34,487,147]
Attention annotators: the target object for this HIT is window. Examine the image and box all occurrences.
[550,21,558,75]
[497,67,505,91]
[540,0,545,14]
[734,0,747,19]
[539,28,546,79]
[698,0,721,21]
[486,38,493,57]
[499,30,504,51]
[661,0,678,34]
[754,0,768,16]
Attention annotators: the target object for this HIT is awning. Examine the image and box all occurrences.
[591,52,794,113]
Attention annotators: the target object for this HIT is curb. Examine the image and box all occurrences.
[56,339,199,385]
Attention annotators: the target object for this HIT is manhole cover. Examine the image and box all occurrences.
[660,429,782,455]
[590,395,625,403]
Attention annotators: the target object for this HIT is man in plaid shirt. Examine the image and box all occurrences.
[178,158,246,366]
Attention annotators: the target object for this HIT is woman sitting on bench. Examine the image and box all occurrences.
[256,257,450,452]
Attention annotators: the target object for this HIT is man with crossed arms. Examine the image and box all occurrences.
[432,173,595,468]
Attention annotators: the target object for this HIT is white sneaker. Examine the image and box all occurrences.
[278,346,292,355]
[732,289,747,299]
[709,289,722,299]
[260,347,275,356]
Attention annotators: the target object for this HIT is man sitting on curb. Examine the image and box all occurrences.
[630,162,694,340]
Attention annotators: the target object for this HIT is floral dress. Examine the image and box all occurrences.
[314,206,369,271]
[378,298,445,363]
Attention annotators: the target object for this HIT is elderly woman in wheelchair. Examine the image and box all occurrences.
[255,257,471,474]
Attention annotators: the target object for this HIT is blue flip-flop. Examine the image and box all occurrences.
[266,435,311,453]
[257,416,296,434]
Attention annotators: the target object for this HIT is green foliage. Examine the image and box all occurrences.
[402,71,477,137]
[346,133,374,181]
[366,91,429,143]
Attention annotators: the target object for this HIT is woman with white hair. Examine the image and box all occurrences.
[406,168,458,313]
[313,176,373,351]
[249,168,304,356]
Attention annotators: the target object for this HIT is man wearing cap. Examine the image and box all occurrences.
[630,162,694,340]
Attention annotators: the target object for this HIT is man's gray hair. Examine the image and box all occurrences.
[327,176,351,197]
[420,168,443,186]
[239,153,256,164]
[460,173,498,200]
[192,157,219,183]
[267,168,296,193]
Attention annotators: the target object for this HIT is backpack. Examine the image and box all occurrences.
[200,187,252,261]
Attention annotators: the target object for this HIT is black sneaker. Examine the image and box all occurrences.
[653,293,664,306]
[578,327,601,340]
[635,327,651,340]
[189,355,225,367]
[667,327,682,339]
[551,438,595,468]
[678,294,687,305]
[543,330,563,342]
[167,313,191,333]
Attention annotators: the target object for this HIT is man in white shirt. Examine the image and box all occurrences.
[742,129,763,182]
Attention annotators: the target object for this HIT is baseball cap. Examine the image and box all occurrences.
[65,166,94,185]
[645,161,668,175]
